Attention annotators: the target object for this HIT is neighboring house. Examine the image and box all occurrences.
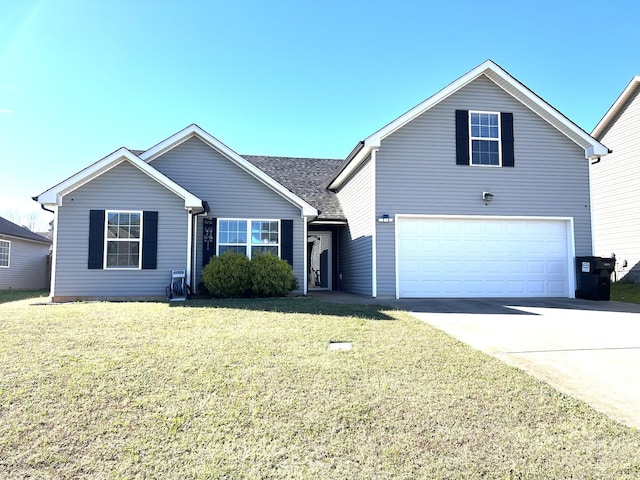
[35,60,608,301]
[591,76,640,283]
[0,216,52,290]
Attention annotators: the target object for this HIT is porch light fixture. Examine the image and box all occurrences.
[378,214,394,223]
[482,191,494,202]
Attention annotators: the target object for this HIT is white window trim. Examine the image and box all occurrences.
[469,110,502,167]
[0,239,10,268]
[104,210,143,270]
[217,218,281,259]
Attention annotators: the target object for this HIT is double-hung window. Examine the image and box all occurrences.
[218,219,280,258]
[0,240,9,267]
[470,111,501,166]
[105,211,142,269]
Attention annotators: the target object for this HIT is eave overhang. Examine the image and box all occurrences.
[35,148,203,210]
[141,124,318,218]
[592,76,640,140]
[328,60,609,190]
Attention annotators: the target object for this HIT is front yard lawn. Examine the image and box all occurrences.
[611,281,640,303]
[1,295,639,479]
[0,289,48,304]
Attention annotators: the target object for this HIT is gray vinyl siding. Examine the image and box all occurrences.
[592,87,640,282]
[150,137,304,288]
[374,75,592,297]
[0,237,50,289]
[336,155,374,295]
[54,161,188,299]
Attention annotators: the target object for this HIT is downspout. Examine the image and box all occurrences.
[33,197,55,298]
[192,213,198,293]
[188,201,209,295]
[371,148,378,298]
[587,154,601,258]
[49,206,58,300]
[303,216,308,295]
[186,210,193,293]
[37,202,55,215]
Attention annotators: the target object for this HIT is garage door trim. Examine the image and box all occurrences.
[394,214,576,299]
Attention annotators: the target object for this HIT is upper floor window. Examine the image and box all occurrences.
[470,111,501,166]
[105,211,141,269]
[456,110,514,167]
[0,239,9,267]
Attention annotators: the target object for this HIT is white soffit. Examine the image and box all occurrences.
[36,148,203,209]
[369,60,607,155]
[329,60,608,190]
[592,76,640,140]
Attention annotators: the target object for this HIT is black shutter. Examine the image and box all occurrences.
[455,110,470,165]
[202,217,217,266]
[142,211,158,269]
[501,112,514,167]
[281,220,294,267]
[88,210,105,269]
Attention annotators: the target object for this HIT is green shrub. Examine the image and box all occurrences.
[250,254,297,297]
[201,251,251,298]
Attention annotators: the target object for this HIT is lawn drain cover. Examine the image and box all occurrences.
[329,342,352,351]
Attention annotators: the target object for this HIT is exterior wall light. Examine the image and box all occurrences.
[378,214,394,223]
[482,191,494,202]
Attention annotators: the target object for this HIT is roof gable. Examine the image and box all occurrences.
[0,216,52,244]
[328,60,609,189]
[141,124,318,217]
[592,76,640,140]
[36,148,203,209]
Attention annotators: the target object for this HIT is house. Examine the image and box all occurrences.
[35,60,608,301]
[591,76,640,283]
[0,216,52,290]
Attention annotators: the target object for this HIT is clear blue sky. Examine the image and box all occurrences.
[1,0,639,230]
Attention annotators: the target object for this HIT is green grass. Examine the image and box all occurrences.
[0,289,48,304]
[611,282,640,304]
[1,297,639,479]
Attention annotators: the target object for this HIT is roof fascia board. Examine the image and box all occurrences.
[367,60,608,158]
[592,76,640,139]
[482,68,609,157]
[0,233,51,245]
[365,61,493,147]
[141,124,318,217]
[327,142,375,190]
[37,148,203,209]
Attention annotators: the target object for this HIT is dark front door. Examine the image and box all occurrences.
[307,232,331,290]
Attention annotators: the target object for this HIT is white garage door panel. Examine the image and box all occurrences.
[397,217,571,298]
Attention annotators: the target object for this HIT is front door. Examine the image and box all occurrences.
[307,232,331,290]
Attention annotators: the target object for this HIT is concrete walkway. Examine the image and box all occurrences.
[310,292,640,428]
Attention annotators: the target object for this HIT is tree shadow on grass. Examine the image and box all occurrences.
[171,296,396,320]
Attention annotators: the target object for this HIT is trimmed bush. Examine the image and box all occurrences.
[250,254,297,297]
[201,251,251,298]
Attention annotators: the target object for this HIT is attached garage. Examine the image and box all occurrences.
[396,216,574,298]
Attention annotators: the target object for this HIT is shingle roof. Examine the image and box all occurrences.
[36,231,54,241]
[0,216,52,244]
[243,155,345,221]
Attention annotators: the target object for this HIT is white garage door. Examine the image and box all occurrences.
[397,217,571,298]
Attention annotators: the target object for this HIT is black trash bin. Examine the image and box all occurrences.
[575,256,615,300]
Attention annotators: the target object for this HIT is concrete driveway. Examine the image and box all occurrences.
[311,293,640,427]
[400,298,640,428]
